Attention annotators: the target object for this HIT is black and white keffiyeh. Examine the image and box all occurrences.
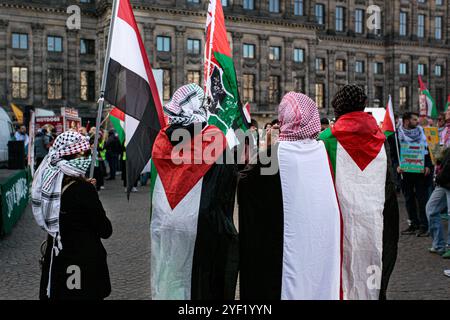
[32,131,91,238]
[163,83,208,126]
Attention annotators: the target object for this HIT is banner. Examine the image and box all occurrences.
[400,143,425,173]
[0,169,30,235]
[424,127,440,165]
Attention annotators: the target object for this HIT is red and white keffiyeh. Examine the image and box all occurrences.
[278,92,321,141]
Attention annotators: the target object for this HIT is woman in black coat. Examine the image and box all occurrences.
[32,131,112,301]
[39,176,112,300]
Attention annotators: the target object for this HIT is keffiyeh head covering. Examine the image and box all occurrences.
[332,84,368,119]
[32,131,91,239]
[163,83,208,126]
[278,92,321,141]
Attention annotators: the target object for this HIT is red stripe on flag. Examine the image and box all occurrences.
[110,107,125,121]
[117,0,166,127]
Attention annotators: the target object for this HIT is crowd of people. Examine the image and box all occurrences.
[28,82,450,300]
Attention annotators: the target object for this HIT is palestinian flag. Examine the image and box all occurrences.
[419,75,438,119]
[204,0,249,147]
[104,0,165,194]
[150,124,239,300]
[238,142,342,300]
[319,111,399,300]
[381,95,395,137]
[445,95,450,112]
[109,107,125,144]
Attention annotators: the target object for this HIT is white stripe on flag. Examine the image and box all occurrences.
[110,17,149,84]
[125,114,139,147]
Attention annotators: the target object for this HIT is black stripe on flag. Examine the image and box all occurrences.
[104,58,161,193]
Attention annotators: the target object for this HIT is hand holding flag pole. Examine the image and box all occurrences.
[89,0,118,179]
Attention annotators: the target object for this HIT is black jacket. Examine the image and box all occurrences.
[436,148,450,189]
[39,178,112,300]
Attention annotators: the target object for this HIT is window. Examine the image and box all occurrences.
[269,46,281,61]
[221,0,228,6]
[293,48,304,63]
[400,63,408,75]
[315,4,325,25]
[187,71,201,85]
[243,44,255,59]
[435,65,443,77]
[316,58,325,71]
[11,67,28,99]
[80,0,92,3]
[156,36,171,52]
[418,63,426,76]
[243,0,254,10]
[315,83,325,109]
[436,0,443,5]
[80,71,96,101]
[294,0,304,16]
[435,16,442,40]
[374,62,384,75]
[243,74,255,102]
[355,60,365,73]
[436,88,444,111]
[162,69,171,102]
[12,33,28,49]
[336,7,345,32]
[47,69,63,100]
[269,0,280,13]
[80,39,95,55]
[47,36,63,52]
[375,86,383,104]
[400,86,408,110]
[418,14,425,38]
[187,39,201,55]
[355,9,364,34]
[268,76,280,104]
[400,12,408,36]
[187,0,200,3]
[294,77,305,93]
[335,59,346,72]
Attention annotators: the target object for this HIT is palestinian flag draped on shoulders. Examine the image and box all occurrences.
[103,0,165,194]
[319,111,399,300]
[204,0,249,147]
[150,0,244,299]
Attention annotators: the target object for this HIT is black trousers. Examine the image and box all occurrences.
[106,153,118,179]
[402,173,429,229]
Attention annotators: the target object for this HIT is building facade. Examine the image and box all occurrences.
[1,0,450,123]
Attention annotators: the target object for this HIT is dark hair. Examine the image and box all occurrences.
[250,119,259,128]
[271,119,279,126]
[320,118,330,125]
[402,112,419,122]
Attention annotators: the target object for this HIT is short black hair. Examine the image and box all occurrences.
[250,118,259,128]
[271,119,279,126]
[402,112,419,122]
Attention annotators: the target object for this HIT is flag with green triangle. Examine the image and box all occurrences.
[418,75,438,119]
[109,107,125,144]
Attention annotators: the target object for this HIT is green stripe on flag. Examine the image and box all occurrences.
[319,128,338,177]
[110,115,125,144]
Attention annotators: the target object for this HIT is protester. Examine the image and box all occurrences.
[31,131,112,300]
[438,113,446,143]
[91,131,106,192]
[78,126,88,136]
[320,117,330,131]
[14,125,29,156]
[34,128,51,169]
[238,92,341,300]
[320,84,399,300]
[150,83,238,300]
[105,129,122,180]
[426,110,450,258]
[395,112,432,236]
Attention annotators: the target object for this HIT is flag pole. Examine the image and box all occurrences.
[89,0,118,179]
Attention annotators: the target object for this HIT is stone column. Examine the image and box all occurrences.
[367,53,375,103]
[31,23,45,107]
[232,31,243,90]
[258,34,269,110]
[66,28,79,107]
[143,23,155,65]
[0,19,8,105]
[306,39,316,100]
[284,36,294,93]
[327,49,336,115]
[175,26,186,88]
